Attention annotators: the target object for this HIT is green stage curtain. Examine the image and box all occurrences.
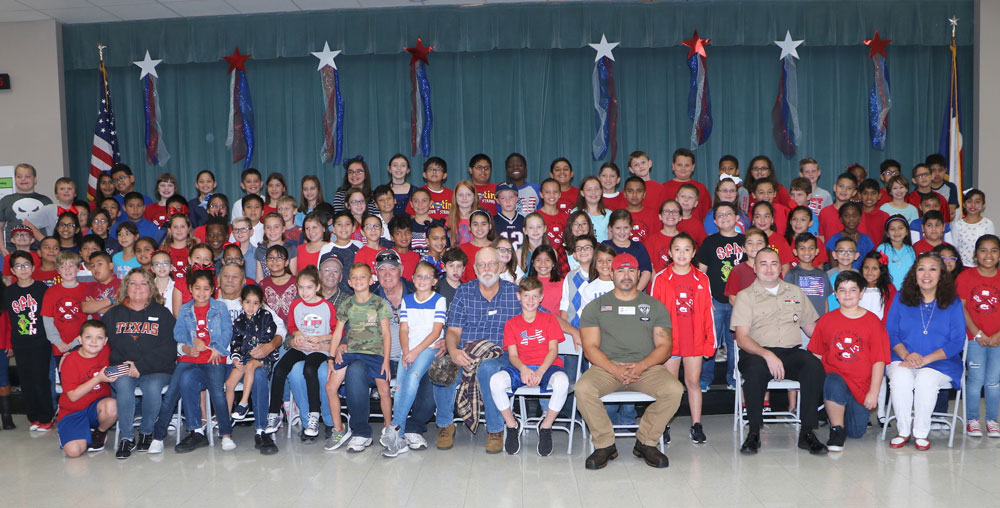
[62,1,975,198]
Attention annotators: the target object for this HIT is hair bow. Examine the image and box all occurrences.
[719,174,743,186]
[878,252,889,265]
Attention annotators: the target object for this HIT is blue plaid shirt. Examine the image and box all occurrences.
[446,279,522,347]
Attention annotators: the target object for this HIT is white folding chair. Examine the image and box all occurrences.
[880,340,967,448]
[583,391,666,453]
[511,334,585,454]
[177,389,215,446]
[732,343,802,444]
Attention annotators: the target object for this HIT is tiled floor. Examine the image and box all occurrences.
[3,413,1000,508]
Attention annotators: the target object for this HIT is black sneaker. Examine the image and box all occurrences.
[231,404,250,420]
[115,439,135,459]
[690,423,707,444]
[826,425,847,452]
[88,429,107,452]
[134,433,152,452]
[174,431,209,453]
[663,426,671,445]
[537,427,553,456]
[258,432,279,455]
[254,433,263,450]
[798,430,829,455]
[504,423,521,455]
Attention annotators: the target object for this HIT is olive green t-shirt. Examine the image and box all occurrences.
[580,291,671,363]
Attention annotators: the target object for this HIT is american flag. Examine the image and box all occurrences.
[88,55,120,201]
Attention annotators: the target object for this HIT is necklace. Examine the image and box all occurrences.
[919,301,936,335]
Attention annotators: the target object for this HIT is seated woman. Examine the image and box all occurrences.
[885,252,966,450]
[100,268,177,459]
[148,269,235,454]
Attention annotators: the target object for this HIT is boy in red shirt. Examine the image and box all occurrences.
[623,177,659,244]
[913,210,949,255]
[490,276,569,456]
[388,215,420,280]
[818,173,858,242]
[808,270,889,451]
[408,157,452,221]
[41,251,89,356]
[627,151,663,211]
[468,154,497,215]
[660,148,711,221]
[81,252,118,317]
[905,164,951,223]
[858,179,889,245]
[550,158,578,207]
[675,183,707,247]
[56,320,120,457]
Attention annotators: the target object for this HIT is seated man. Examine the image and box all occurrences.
[576,253,683,470]
[731,247,826,455]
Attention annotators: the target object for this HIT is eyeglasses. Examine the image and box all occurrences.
[347,169,365,175]
[914,172,931,178]
[941,256,958,263]
[349,199,366,206]
[472,165,491,171]
[209,204,226,210]
[574,245,594,253]
[265,256,287,262]
[413,274,435,280]
[92,219,108,225]
[363,224,381,230]
[751,166,769,171]
[113,176,130,183]
[12,263,32,270]
[496,247,513,254]
[425,167,444,173]
[232,227,250,233]
[57,223,77,229]
[715,212,734,218]
[834,249,857,255]
[663,210,681,216]
[152,261,171,267]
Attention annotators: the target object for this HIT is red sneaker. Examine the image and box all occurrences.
[35,421,53,433]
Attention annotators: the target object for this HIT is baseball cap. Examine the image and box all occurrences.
[10,225,32,235]
[611,253,639,270]
[318,251,342,267]
[495,182,518,197]
[375,249,402,269]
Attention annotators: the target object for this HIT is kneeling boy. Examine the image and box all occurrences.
[807,271,890,451]
[56,320,121,457]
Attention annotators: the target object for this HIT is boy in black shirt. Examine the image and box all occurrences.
[3,250,53,430]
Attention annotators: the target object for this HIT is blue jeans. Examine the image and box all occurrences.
[152,362,233,440]
[432,353,511,434]
[712,300,736,387]
[0,348,9,386]
[823,373,871,438]
[966,340,1000,421]
[290,360,435,434]
[391,348,437,428]
[112,373,171,440]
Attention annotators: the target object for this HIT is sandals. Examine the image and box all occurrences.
[889,435,910,448]
[914,438,931,451]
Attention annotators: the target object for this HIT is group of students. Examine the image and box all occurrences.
[0,146,996,460]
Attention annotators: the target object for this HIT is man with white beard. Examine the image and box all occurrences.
[434,247,522,453]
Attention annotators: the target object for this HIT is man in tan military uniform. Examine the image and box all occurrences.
[731,248,827,455]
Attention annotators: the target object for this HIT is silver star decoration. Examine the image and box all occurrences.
[311,41,341,71]
[588,34,620,62]
[133,50,162,79]
[774,30,804,60]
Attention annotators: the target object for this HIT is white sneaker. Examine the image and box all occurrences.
[379,425,397,448]
[147,439,164,454]
[265,413,282,434]
[221,437,237,451]
[304,412,320,437]
[346,436,373,453]
[405,433,428,450]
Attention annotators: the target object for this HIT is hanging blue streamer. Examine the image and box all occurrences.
[333,68,344,165]
[237,69,256,168]
[593,57,611,160]
[868,56,891,151]
[143,76,152,160]
[416,62,433,157]
[686,55,712,147]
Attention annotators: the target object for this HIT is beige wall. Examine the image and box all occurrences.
[975,0,1000,199]
[0,19,68,197]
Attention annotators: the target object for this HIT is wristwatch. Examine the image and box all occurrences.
[975,331,984,340]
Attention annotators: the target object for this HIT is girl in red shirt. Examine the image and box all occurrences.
[650,233,716,443]
[525,245,563,314]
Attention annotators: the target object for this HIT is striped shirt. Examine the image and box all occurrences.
[399,293,447,347]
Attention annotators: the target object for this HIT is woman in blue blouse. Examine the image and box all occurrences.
[885,252,966,450]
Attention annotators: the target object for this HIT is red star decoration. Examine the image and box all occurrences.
[223,46,251,73]
[682,30,710,59]
[864,30,892,59]
[405,37,434,65]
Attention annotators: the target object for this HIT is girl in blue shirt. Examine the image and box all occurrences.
[876,215,916,290]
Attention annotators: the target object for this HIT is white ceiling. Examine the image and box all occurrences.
[0,0,557,23]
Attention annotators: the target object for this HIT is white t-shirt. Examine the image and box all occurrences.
[577,279,614,318]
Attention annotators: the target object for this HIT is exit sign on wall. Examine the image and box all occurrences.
[0,74,9,89]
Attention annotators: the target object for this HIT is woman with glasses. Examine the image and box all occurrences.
[332,157,379,215]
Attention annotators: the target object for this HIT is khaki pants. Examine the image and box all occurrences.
[576,364,683,449]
